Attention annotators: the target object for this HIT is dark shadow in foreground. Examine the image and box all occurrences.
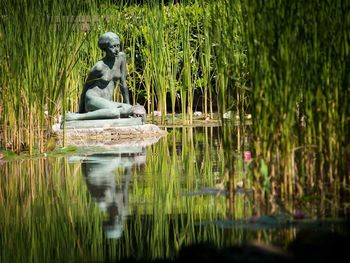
[117,220,350,263]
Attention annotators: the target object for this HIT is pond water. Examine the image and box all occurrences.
[0,126,349,262]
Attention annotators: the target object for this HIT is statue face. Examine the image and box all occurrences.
[106,38,120,58]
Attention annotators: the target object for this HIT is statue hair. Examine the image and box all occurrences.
[98,32,120,51]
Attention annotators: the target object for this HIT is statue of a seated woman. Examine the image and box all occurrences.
[66,32,145,121]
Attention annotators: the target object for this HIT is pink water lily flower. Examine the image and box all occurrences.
[244,151,252,161]
[293,210,306,220]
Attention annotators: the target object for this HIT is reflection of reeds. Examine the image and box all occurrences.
[1,126,347,261]
[0,157,104,262]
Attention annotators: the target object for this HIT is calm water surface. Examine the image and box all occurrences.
[0,126,349,262]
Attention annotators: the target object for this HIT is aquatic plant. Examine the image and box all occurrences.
[0,0,96,153]
[240,0,350,199]
[1,126,348,262]
[1,1,349,216]
[0,156,105,262]
[0,0,249,152]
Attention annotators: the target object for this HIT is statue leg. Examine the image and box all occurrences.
[65,109,121,121]
[65,91,133,121]
[85,93,133,117]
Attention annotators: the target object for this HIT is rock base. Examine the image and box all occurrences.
[62,117,144,129]
[52,119,167,147]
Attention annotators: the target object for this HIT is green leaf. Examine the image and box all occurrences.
[260,159,268,178]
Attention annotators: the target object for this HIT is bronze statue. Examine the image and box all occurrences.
[66,32,145,121]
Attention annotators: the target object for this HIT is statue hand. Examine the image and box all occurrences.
[132,105,146,123]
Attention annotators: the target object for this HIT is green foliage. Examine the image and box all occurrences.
[0,0,247,153]
[0,0,91,153]
[0,0,349,204]
[260,159,270,192]
[0,149,17,159]
[0,157,104,262]
[0,127,260,262]
[241,0,350,197]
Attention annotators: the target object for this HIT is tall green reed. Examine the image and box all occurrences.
[143,5,169,122]
[198,5,213,118]
[209,0,248,118]
[1,1,250,153]
[0,0,96,153]
[241,0,350,199]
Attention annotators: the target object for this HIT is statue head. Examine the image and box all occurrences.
[98,32,120,58]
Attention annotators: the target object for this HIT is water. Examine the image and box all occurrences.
[0,126,349,262]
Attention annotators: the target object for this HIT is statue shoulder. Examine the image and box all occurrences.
[86,60,105,80]
[91,60,105,73]
[88,60,105,79]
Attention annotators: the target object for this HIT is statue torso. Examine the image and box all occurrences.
[86,55,123,100]
[79,53,126,113]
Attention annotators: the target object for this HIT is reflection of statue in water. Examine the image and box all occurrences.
[81,151,146,239]
[66,32,145,121]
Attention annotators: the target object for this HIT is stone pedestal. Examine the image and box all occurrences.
[52,118,167,147]
[62,117,144,129]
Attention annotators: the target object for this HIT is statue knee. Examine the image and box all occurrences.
[110,108,121,118]
[124,104,133,112]
[85,94,97,112]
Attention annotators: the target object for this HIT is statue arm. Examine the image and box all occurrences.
[79,62,104,113]
[86,62,104,83]
[119,53,130,104]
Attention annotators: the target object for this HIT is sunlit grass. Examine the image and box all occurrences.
[240,0,350,200]
[0,1,248,152]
